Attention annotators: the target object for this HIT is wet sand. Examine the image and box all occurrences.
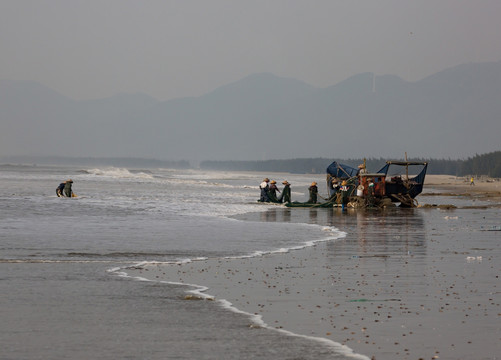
[424,175,501,206]
[125,179,501,360]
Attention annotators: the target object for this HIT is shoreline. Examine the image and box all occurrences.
[122,178,501,360]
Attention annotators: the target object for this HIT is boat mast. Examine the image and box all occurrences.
[405,152,409,181]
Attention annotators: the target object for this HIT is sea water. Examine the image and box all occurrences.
[0,165,343,262]
[0,164,353,359]
[1,164,499,359]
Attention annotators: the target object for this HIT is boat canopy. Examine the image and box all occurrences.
[326,161,359,179]
[377,161,428,185]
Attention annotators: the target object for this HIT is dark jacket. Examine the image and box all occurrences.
[280,184,291,203]
[308,185,318,203]
[64,181,73,197]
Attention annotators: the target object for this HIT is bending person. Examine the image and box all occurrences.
[56,181,66,197]
[63,179,73,198]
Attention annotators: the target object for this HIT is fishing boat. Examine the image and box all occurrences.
[324,159,428,207]
[284,157,428,208]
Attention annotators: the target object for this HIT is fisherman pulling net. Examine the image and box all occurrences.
[258,178,292,204]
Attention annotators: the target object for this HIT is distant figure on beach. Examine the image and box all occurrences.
[470,177,475,186]
[63,179,73,197]
[56,181,66,197]
[279,180,291,203]
[308,182,318,203]
[259,178,270,202]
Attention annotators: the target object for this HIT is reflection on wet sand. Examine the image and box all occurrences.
[256,207,426,259]
[230,203,500,360]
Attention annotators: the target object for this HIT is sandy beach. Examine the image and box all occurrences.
[124,177,501,360]
[424,175,501,206]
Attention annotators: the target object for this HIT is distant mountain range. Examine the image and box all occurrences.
[1,61,501,162]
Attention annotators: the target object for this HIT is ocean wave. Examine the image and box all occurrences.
[83,167,154,180]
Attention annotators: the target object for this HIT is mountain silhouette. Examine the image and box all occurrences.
[1,61,500,162]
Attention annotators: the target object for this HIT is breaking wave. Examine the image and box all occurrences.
[83,167,154,179]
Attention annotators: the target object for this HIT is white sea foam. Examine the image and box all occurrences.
[216,297,370,359]
[222,224,346,260]
[109,222,349,353]
[84,167,154,180]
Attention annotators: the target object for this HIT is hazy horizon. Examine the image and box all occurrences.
[2,1,501,101]
[1,1,501,162]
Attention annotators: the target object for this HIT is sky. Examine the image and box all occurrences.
[1,0,501,101]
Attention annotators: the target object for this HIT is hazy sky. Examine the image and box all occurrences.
[1,0,501,101]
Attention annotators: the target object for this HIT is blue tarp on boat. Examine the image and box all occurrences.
[326,162,359,179]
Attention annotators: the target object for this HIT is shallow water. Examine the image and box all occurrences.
[1,164,499,359]
[0,164,348,359]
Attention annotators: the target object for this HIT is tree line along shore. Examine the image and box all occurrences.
[200,151,501,177]
[2,151,500,178]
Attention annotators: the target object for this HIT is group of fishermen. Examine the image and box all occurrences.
[306,180,352,207]
[259,177,348,206]
[328,175,377,210]
[259,175,376,211]
[56,179,74,198]
[259,178,291,203]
